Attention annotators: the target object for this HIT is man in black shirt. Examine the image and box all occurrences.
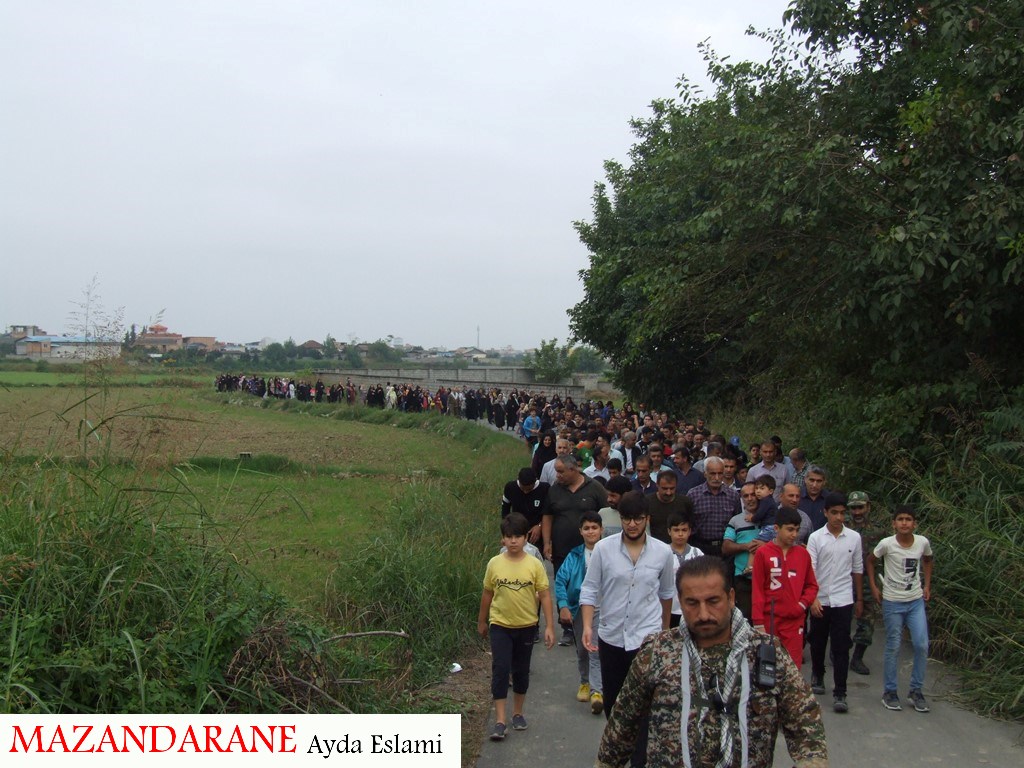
[501,467,549,546]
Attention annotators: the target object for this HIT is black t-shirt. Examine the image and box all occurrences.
[501,481,550,528]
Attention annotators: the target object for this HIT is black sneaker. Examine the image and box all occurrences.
[833,694,848,713]
[849,657,870,675]
[489,722,507,741]
[511,714,528,731]
[811,676,826,695]
[558,629,573,647]
[909,690,930,713]
[882,691,902,711]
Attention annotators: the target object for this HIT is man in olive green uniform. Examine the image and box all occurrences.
[848,490,884,675]
[596,556,827,768]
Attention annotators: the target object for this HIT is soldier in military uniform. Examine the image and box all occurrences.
[848,490,884,675]
[596,556,827,768]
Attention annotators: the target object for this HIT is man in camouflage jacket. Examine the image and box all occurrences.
[596,556,827,768]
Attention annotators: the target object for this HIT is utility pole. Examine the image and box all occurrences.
[477,325,480,348]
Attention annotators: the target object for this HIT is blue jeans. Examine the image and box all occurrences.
[882,597,929,693]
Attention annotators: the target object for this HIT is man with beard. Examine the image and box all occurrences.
[596,556,827,768]
[646,471,694,544]
[581,492,675,768]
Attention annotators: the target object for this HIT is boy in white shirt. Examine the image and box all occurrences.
[866,506,934,713]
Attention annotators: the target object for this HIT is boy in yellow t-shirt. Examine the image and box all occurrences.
[477,512,556,741]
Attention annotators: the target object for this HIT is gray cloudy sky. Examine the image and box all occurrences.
[2,1,790,349]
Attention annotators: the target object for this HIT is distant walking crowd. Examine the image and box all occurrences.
[482,406,935,767]
[213,374,620,433]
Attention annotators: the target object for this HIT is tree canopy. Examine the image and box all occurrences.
[570,1,1023,420]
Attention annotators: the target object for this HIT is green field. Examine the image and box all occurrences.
[1,383,524,725]
[0,369,210,387]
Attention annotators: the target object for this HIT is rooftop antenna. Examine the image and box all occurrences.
[477,325,480,348]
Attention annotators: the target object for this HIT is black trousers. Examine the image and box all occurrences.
[489,624,536,699]
[599,638,648,768]
[809,603,854,696]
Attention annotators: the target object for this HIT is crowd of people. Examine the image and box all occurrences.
[486,410,934,768]
[214,372,603,428]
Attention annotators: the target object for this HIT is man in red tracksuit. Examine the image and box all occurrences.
[752,505,818,669]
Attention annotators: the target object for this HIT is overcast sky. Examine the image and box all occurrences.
[2,1,792,349]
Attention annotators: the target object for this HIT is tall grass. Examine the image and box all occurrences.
[2,392,529,715]
[897,420,1024,720]
[325,476,498,693]
[0,458,371,714]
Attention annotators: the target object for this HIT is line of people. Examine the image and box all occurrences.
[486,417,935,767]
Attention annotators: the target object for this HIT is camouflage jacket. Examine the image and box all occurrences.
[596,627,827,768]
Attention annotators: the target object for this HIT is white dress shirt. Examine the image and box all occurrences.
[579,533,675,650]
[808,525,863,607]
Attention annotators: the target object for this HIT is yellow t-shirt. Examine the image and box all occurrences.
[483,553,549,629]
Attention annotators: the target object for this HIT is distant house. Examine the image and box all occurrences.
[7,324,47,340]
[15,336,120,361]
[300,340,325,352]
[182,335,219,352]
[136,324,183,353]
[454,346,488,361]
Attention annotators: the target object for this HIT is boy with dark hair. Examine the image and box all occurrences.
[750,474,779,542]
[752,506,818,669]
[666,510,703,628]
[807,492,864,713]
[555,511,605,714]
[867,506,934,713]
[478,512,556,741]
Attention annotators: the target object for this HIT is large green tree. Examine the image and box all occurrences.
[571,2,1023,413]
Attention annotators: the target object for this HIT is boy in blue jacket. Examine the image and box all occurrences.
[555,510,605,714]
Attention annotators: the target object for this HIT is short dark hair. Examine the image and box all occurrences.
[676,555,731,594]
[893,505,918,521]
[667,509,694,529]
[656,471,677,485]
[579,510,603,527]
[517,467,537,485]
[754,474,777,491]
[501,512,529,537]
[617,491,648,519]
[606,475,633,494]
[823,491,847,509]
[776,505,801,527]
[607,457,623,471]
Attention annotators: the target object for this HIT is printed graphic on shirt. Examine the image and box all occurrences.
[494,577,536,592]
[894,557,919,592]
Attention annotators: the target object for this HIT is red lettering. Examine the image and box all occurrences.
[71,725,94,753]
[280,725,296,753]
[10,725,44,753]
[46,726,69,752]
[251,725,274,751]
[224,726,250,753]
[202,725,225,753]
[150,725,175,752]
[95,726,121,753]
[122,725,146,752]
[178,726,201,753]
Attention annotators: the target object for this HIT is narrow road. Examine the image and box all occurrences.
[474,611,1023,767]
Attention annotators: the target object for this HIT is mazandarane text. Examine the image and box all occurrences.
[9,724,296,753]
